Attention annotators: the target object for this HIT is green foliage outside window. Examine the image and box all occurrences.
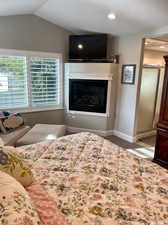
[0,56,58,109]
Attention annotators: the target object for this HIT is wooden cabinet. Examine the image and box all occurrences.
[154,56,168,168]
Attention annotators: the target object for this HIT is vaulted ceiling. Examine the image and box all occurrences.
[1,0,168,36]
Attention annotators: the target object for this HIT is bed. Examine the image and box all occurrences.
[17,132,168,225]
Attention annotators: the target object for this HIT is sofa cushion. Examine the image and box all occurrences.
[0,113,24,133]
[0,171,42,225]
[0,146,34,187]
[16,124,66,146]
[0,125,30,146]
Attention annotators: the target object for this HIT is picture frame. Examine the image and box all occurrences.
[121,64,136,84]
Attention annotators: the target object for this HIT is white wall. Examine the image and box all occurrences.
[114,34,143,140]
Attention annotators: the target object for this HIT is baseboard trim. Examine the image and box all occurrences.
[67,126,113,137]
[136,130,156,141]
[113,130,136,143]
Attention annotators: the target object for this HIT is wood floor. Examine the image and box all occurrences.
[106,135,155,160]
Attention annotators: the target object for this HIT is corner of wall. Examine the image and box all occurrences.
[113,34,144,142]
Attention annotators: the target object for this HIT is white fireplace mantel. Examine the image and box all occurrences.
[68,72,113,80]
[65,62,117,80]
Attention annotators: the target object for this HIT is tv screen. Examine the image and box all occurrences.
[69,34,107,60]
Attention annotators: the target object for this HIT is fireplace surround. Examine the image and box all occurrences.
[65,63,116,117]
[64,62,118,136]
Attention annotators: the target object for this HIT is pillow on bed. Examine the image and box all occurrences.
[0,146,34,187]
[0,170,43,225]
[0,113,24,133]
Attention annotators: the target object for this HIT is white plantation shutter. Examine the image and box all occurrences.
[0,50,62,111]
[30,57,60,107]
[0,56,28,109]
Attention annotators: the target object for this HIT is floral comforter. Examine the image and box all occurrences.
[20,132,168,225]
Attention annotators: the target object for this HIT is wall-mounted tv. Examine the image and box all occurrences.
[69,34,107,61]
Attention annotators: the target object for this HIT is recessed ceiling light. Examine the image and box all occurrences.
[107,13,116,20]
[77,44,84,49]
[160,46,165,49]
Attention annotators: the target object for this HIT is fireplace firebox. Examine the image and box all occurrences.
[69,79,108,113]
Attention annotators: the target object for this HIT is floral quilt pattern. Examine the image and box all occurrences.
[21,132,168,225]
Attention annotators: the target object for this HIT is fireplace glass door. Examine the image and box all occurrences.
[69,79,108,113]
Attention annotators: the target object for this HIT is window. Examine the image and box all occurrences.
[30,57,59,107]
[0,50,62,111]
[0,56,28,109]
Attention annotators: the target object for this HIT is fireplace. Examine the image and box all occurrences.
[69,79,108,113]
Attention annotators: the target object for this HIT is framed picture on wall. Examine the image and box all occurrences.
[121,64,136,84]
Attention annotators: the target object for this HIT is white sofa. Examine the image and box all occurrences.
[16,124,66,146]
[0,124,66,147]
[0,126,30,146]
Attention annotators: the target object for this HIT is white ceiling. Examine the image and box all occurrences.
[145,38,168,52]
[0,0,168,36]
[0,0,46,15]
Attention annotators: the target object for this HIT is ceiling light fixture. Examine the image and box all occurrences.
[77,44,84,49]
[107,13,116,20]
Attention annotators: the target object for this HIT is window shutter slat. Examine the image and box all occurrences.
[30,57,59,107]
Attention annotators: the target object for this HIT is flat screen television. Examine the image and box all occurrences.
[69,34,107,61]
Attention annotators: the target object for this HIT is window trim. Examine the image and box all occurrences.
[0,48,63,113]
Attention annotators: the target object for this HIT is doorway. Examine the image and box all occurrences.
[136,38,167,149]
